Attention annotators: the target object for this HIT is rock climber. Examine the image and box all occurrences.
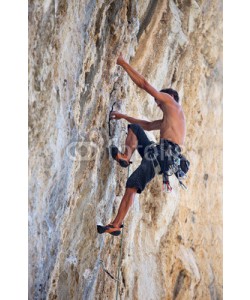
[97,53,186,236]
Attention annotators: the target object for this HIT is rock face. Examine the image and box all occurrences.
[29,0,222,299]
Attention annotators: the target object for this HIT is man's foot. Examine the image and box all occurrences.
[97,223,124,236]
[111,146,131,168]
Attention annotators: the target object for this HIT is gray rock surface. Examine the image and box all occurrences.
[29,0,222,299]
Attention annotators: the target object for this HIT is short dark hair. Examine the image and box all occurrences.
[160,88,179,103]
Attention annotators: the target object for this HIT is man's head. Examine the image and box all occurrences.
[160,88,179,103]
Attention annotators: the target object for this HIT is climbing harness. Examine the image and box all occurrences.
[147,143,161,174]
[147,140,190,192]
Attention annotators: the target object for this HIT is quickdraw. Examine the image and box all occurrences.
[100,260,120,282]
[108,101,116,137]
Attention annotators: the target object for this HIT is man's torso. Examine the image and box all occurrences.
[160,105,186,146]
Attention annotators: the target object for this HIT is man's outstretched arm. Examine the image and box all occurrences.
[110,111,162,131]
[117,53,177,107]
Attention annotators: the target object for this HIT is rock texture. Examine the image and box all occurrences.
[29,0,222,299]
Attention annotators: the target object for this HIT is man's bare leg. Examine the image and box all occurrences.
[124,127,138,160]
[111,128,138,227]
[111,127,138,167]
[111,187,137,227]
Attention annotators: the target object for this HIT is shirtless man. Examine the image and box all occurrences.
[97,53,186,236]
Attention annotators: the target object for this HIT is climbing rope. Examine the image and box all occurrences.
[115,164,129,300]
[99,104,131,298]
[99,165,130,298]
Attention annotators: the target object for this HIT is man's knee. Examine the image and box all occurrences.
[125,187,138,194]
[128,124,144,137]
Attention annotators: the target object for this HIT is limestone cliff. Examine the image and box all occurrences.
[28,0,222,299]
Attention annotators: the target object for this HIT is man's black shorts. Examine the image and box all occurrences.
[125,124,158,194]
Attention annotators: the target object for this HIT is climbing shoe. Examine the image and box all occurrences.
[97,224,123,236]
[111,146,131,168]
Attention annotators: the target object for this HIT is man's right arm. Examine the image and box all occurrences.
[123,114,150,130]
[111,112,162,131]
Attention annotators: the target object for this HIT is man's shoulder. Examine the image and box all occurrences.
[162,100,181,111]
